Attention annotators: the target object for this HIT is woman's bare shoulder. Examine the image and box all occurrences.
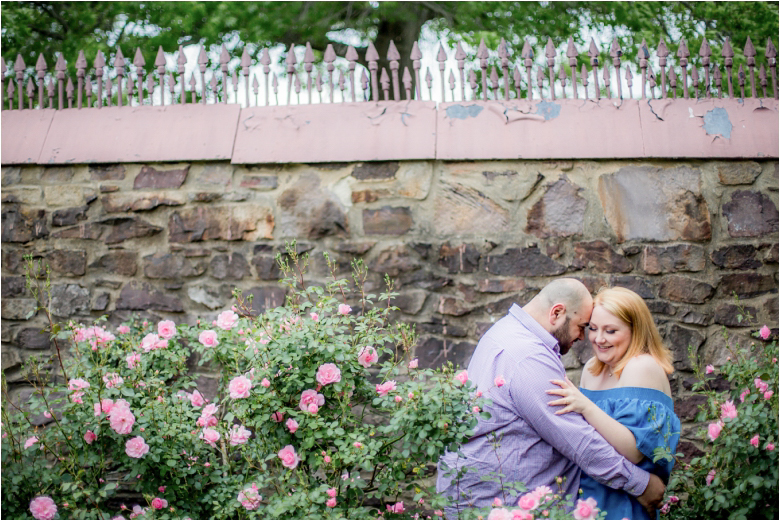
[619,354,671,396]
[580,357,597,389]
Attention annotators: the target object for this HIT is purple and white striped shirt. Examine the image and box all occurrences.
[437,304,650,516]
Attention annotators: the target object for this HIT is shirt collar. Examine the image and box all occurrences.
[508,303,561,357]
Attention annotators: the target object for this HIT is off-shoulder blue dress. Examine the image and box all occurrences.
[579,387,681,520]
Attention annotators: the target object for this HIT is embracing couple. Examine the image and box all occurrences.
[437,278,680,520]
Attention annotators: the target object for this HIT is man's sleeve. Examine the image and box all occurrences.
[508,351,650,496]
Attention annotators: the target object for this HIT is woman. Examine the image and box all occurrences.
[546,287,680,520]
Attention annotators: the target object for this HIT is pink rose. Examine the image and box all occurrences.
[84,430,97,444]
[760,325,771,340]
[189,390,206,407]
[750,434,760,448]
[271,411,284,423]
[408,358,418,369]
[103,372,124,388]
[706,468,716,485]
[395,395,402,403]
[286,418,299,433]
[511,509,534,520]
[316,363,342,386]
[159,486,166,493]
[516,494,538,511]
[487,508,511,520]
[157,320,176,339]
[94,403,102,416]
[495,375,506,387]
[353,441,364,449]
[199,330,219,347]
[68,378,90,391]
[573,497,599,520]
[493,498,503,507]
[299,389,325,411]
[705,364,714,374]
[310,312,319,322]
[720,400,738,421]
[454,370,469,385]
[151,498,168,510]
[118,325,131,334]
[24,436,39,449]
[199,427,220,447]
[261,378,271,388]
[765,391,774,400]
[338,304,351,315]
[358,347,378,368]
[308,403,319,414]
[229,425,251,446]
[216,310,239,330]
[326,498,337,508]
[530,485,553,501]
[109,406,136,435]
[473,406,481,414]
[376,380,397,396]
[326,488,337,498]
[140,333,160,352]
[755,378,769,393]
[324,455,331,463]
[126,353,141,369]
[278,445,300,469]
[238,483,262,510]
[228,375,253,399]
[708,421,723,441]
[125,436,150,458]
[740,388,750,403]
[767,443,776,451]
[387,501,405,514]
[29,496,57,520]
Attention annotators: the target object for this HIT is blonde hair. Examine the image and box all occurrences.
[588,287,674,379]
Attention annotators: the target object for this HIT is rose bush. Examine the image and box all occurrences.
[661,321,778,520]
[2,246,484,519]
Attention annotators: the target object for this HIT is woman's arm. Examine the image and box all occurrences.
[547,377,644,464]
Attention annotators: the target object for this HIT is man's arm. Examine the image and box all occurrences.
[509,352,654,497]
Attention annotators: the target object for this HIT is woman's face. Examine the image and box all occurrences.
[588,305,632,368]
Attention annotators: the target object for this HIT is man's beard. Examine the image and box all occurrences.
[551,316,573,355]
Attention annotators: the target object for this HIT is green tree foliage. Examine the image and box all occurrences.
[1,2,778,81]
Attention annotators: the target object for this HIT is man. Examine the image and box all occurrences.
[436,278,665,518]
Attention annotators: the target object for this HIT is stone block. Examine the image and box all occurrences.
[722,190,779,237]
[101,191,186,213]
[134,165,189,189]
[251,254,282,280]
[1,206,48,243]
[1,299,38,320]
[1,345,22,371]
[415,336,475,371]
[169,205,274,242]
[100,216,163,244]
[352,162,399,180]
[362,206,413,235]
[210,253,251,280]
[526,176,587,238]
[486,247,566,277]
[577,275,610,294]
[188,286,225,310]
[608,275,655,298]
[240,175,278,191]
[678,309,711,326]
[646,300,677,316]
[666,323,705,371]
[45,249,87,276]
[368,245,421,277]
[392,289,427,315]
[716,161,762,185]
[143,253,208,279]
[2,276,27,298]
[717,273,777,298]
[572,240,633,273]
[116,281,184,312]
[243,286,286,316]
[433,181,509,235]
[398,269,451,291]
[476,278,526,293]
[50,284,90,318]
[659,275,715,304]
[675,394,708,422]
[10,388,66,426]
[90,251,138,277]
[100,185,120,193]
[438,243,480,274]
[713,303,759,327]
[331,241,375,255]
[52,206,89,227]
[50,223,102,240]
[277,174,348,239]
[16,328,51,350]
[2,187,43,205]
[39,166,75,183]
[642,244,707,274]
[43,186,96,207]
[89,164,126,180]
[193,164,234,186]
[598,166,711,242]
[93,293,110,311]
[416,316,468,337]
[709,244,762,270]
[2,166,22,185]
[676,440,705,464]
[437,295,473,317]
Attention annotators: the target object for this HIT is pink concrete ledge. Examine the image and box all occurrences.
[231,101,437,163]
[36,104,241,164]
[436,98,779,160]
[1,109,56,164]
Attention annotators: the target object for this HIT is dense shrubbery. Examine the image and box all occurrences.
[1,245,484,519]
[662,322,778,520]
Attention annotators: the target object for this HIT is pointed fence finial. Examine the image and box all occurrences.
[240,47,252,107]
[535,65,544,100]
[304,42,315,104]
[668,66,677,99]
[94,49,106,108]
[189,72,197,104]
[759,64,767,98]
[545,37,556,100]
[521,38,533,100]
[360,68,369,101]
[468,69,477,100]
[477,38,489,101]
[36,53,48,109]
[691,65,699,98]
[722,38,735,98]
[610,37,623,99]
[252,73,259,106]
[766,38,777,99]
[558,66,567,99]
[411,41,423,100]
[713,64,723,98]
[513,65,522,99]
[65,76,74,108]
[567,37,579,99]
[425,67,433,101]
[380,67,390,100]
[656,38,669,98]
[134,48,146,106]
[402,66,412,100]
[365,41,379,102]
[602,63,611,99]
[625,65,633,98]
[259,48,271,106]
[323,44,337,103]
[346,45,359,102]
[455,41,467,101]
[677,38,690,98]
[738,63,746,98]
[219,44,231,104]
[637,38,649,99]
[448,69,456,101]
[580,63,589,100]
[55,53,66,109]
[47,76,55,108]
[437,42,448,102]
[388,40,401,101]
[744,36,757,98]
[491,66,500,99]
[588,38,600,99]
[27,77,34,109]
[500,38,510,100]
[699,39,712,97]
[75,50,87,108]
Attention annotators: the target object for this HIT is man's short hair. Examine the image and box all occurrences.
[537,278,590,315]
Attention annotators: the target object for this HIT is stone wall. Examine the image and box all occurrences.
[2,158,778,459]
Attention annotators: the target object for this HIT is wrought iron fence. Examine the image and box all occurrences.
[2,35,777,111]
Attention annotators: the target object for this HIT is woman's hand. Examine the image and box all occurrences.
[546,377,594,416]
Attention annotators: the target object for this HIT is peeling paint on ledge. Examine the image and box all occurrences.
[703,107,733,139]
[535,101,561,121]
[445,104,484,119]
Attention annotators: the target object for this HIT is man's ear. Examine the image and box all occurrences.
[549,303,566,326]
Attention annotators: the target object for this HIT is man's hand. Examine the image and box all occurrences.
[636,473,665,515]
